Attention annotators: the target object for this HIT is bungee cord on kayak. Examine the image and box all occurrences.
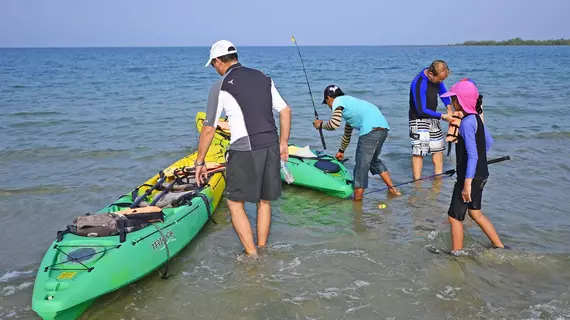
[43,245,121,272]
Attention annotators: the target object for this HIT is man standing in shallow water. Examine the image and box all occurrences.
[195,40,292,256]
[313,85,401,200]
[408,60,454,180]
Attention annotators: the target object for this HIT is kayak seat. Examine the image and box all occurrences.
[314,160,340,173]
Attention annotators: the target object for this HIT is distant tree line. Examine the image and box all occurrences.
[456,37,570,46]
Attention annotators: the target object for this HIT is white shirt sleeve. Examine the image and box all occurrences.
[270,79,288,112]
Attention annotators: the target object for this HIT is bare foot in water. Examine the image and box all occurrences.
[388,186,402,196]
[378,172,402,196]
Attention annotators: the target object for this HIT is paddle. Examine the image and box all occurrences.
[301,156,511,214]
[163,162,225,177]
[127,165,225,210]
[113,166,227,217]
[149,166,227,206]
[130,171,166,208]
[291,36,327,150]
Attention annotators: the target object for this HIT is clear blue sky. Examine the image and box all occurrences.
[1,0,568,47]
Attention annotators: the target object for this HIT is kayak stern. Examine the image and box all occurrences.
[283,146,354,199]
[32,298,93,320]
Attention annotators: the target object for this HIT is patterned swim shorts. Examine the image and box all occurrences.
[409,118,445,156]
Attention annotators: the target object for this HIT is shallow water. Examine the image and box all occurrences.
[1,46,570,319]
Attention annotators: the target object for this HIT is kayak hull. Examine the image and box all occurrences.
[34,301,93,320]
[31,112,228,320]
[32,195,215,320]
[282,146,354,199]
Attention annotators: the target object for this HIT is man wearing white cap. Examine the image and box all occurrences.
[195,40,292,256]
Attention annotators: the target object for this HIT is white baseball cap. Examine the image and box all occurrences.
[205,40,237,67]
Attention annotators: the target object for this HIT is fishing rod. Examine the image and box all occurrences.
[291,35,327,150]
[302,156,511,214]
[365,155,511,195]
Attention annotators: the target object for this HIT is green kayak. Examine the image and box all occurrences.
[281,145,354,199]
[31,112,228,320]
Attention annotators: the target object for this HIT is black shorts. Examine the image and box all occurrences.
[448,177,488,221]
[224,143,282,203]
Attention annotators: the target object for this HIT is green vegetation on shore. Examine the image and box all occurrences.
[455,37,570,46]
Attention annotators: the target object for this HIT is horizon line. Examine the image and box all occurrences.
[0,44,458,49]
[2,43,568,49]
[2,37,568,49]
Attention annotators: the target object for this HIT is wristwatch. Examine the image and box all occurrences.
[194,160,205,167]
[442,114,447,120]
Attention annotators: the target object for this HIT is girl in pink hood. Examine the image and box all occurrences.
[445,78,484,146]
[440,79,507,255]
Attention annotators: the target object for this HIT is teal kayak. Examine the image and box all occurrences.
[281,145,354,199]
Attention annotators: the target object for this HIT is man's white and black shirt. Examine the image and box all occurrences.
[203,63,288,151]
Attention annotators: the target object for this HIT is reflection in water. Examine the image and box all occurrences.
[432,176,443,196]
[408,180,442,238]
[351,201,367,233]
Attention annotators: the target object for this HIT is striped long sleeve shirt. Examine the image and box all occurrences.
[321,107,353,152]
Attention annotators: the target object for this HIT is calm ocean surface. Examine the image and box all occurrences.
[1,46,570,319]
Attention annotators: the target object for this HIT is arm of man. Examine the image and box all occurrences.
[271,79,292,160]
[279,107,291,158]
[196,80,224,165]
[339,123,353,153]
[438,81,452,113]
[411,77,443,119]
[322,107,344,131]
